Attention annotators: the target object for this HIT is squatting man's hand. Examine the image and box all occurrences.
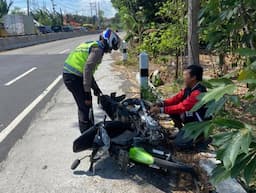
[150,106,161,115]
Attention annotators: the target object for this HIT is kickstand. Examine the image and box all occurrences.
[88,148,100,175]
[89,161,95,174]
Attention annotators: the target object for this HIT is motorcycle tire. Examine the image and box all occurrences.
[153,157,198,180]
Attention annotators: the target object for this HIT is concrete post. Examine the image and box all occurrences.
[139,52,149,98]
[121,40,128,61]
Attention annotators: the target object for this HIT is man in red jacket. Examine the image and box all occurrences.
[150,65,209,149]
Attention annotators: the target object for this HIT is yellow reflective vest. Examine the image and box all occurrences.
[64,41,99,76]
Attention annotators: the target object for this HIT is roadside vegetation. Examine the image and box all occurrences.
[112,0,256,191]
[0,0,120,35]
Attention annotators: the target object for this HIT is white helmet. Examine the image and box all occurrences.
[102,28,121,52]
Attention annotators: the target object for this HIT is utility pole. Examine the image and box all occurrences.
[89,1,97,24]
[60,8,63,25]
[51,0,56,14]
[27,0,30,16]
[188,0,200,66]
[97,1,100,28]
[89,1,97,17]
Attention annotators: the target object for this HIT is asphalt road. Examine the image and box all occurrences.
[0,33,101,161]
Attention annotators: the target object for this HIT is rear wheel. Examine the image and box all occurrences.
[153,157,200,192]
[153,157,198,180]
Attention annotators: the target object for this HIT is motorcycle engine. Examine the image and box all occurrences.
[143,115,164,145]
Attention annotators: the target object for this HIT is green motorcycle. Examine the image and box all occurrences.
[71,95,198,185]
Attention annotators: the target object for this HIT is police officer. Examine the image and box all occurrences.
[63,29,121,133]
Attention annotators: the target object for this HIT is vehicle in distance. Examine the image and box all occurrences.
[62,26,73,32]
[37,26,53,34]
[51,25,62,33]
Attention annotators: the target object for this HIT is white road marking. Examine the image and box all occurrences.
[4,67,37,86]
[0,75,62,143]
[59,49,70,54]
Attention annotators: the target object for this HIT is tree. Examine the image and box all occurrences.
[11,6,25,15]
[109,13,122,30]
[200,0,256,74]
[111,0,167,42]
[140,0,187,79]
[184,0,256,187]
[0,0,13,18]
[188,0,200,66]
[32,9,53,26]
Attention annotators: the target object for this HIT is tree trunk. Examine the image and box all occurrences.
[188,0,200,66]
[175,53,179,79]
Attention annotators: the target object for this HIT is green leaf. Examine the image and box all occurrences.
[251,61,256,70]
[223,133,243,169]
[192,84,236,112]
[244,155,256,184]
[213,131,235,146]
[206,78,234,87]
[230,153,251,177]
[228,95,240,106]
[222,129,251,169]
[205,97,226,117]
[241,79,256,84]
[223,70,239,79]
[238,69,256,81]
[236,48,256,57]
[244,92,256,100]
[211,165,231,185]
[213,118,245,129]
[183,121,213,141]
[240,128,252,154]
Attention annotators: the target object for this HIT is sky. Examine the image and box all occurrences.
[11,0,116,18]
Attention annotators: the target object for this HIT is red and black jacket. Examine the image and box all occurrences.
[163,83,208,123]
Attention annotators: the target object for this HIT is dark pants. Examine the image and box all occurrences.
[174,128,211,150]
[63,73,93,133]
[174,129,193,149]
[170,115,210,150]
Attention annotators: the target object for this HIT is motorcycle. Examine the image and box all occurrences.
[71,93,198,184]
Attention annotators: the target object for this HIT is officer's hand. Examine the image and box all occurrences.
[85,92,92,106]
[150,106,161,115]
[93,89,102,97]
[85,100,92,106]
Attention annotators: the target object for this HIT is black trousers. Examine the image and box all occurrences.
[170,114,205,150]
[63,73,94,132]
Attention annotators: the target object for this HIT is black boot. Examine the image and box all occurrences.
[78,109,93,134]
[79,120,93,134]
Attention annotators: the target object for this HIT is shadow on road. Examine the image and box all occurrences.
[73,156,184,193]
